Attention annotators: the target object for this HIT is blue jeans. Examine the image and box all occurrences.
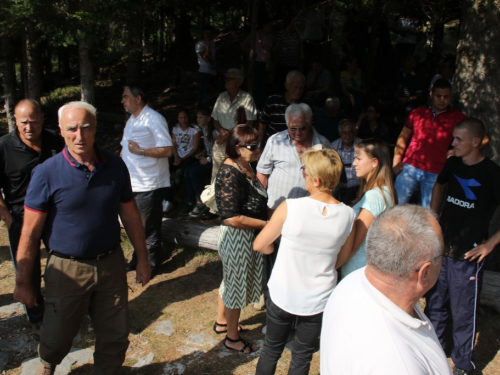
[394,163,438,208]
[256,297,322,375]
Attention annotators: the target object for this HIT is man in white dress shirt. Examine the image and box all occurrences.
[120,84,172,275]
[321,204,451,375]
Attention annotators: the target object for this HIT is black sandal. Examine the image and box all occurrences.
[223,335,258,354]
[213,321,248,334]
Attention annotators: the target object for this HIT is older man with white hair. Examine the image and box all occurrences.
[320,204,451,375]
[14,101,151,375]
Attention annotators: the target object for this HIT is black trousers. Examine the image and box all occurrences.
[256,296,322,375]
[8,213,44,323]
[131,188,166,268]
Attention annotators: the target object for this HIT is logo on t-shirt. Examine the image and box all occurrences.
[454,175,481,200]
[446,175,481,209]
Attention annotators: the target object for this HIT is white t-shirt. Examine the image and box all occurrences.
[172,124,200,158]
[320,268,452,375]
[120,105,173,192]
[268,197,355,316]
[195,40,216,75]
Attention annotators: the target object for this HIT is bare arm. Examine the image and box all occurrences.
[223,215,267,231]
[14,210,47,308]
[119,200,151,286]
[350,208,375,257]
[128,140,172,158]
[253,201,287,254]
[335,225,357,269]
[465,229,500,263]
[171,133,180,160]
[430,182,447,215]
[0,195,13,229]
[256,172,269,189]
[393,126,413,174]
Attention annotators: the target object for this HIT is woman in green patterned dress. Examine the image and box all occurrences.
[213,124,268,354]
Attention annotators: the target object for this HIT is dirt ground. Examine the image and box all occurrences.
[1,224,500,374]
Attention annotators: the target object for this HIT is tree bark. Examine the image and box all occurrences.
[0,35,17,132]
[79,33,95,104]
[455,0,500,271]
[247,0,259,95]
[455,0,500,162]
[126,13,143,85]
[24,26,43,101]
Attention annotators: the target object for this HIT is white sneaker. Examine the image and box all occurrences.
[162,200,174,213]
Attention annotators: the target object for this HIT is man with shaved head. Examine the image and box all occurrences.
[0,99,63,343]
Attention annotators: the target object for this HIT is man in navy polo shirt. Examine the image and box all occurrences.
[14,101,151,375]
[0,99,63,344]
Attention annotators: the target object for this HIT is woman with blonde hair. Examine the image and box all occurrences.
[254,148,356,375]
[341,137,397,277]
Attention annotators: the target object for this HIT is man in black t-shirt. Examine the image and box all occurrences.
[0,99,63,341]
[426,118,500,375]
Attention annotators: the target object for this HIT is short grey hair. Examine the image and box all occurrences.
[338,118,355,134]
[285,103,312,127]
[226,68,244,81]
[285,70,305,85]
[58,101,97,124]
[366,205,443,278]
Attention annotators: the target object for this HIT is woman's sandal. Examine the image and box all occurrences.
[223,335,258,354]
[213,321,248,334]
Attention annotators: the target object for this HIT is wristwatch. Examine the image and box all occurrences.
[141,148,145,156]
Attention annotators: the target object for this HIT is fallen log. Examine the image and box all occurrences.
[160,219,500,313]
[481,270,500,313]
[161,218,219,251]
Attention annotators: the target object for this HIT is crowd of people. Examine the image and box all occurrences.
[1,16,499,375]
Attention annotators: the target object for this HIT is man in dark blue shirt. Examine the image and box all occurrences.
[14,101,151,375]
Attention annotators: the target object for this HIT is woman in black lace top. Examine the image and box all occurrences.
[213,124,267,354]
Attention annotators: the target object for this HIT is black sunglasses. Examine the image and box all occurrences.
[239,144,259,151]
[289,126,307,132]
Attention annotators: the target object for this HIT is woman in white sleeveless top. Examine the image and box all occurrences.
[253,148,357,375]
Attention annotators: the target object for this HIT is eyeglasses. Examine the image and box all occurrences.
[289,126,307,132]
[225,77,239,81]
[239,144,259,151]
[415,254,443,272]
[301,165,308,177]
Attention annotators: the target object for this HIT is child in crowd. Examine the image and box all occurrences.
[171,108,201,215]
[183,107,219,217]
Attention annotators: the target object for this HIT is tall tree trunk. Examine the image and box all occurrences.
[0,35,17,132]
[455,0,500,162]
[24,26,43,101]
[126,13,143,84]
[247,0,259,95]
[455,0,500,271]
[79,33,95,104]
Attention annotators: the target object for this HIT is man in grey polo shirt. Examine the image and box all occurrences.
[257,103,330,306]
[257,103,330,214]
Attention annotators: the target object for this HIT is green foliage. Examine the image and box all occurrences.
[41,85,80,112]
